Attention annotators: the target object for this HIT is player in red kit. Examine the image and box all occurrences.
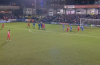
[42,23,45,30]
[27,23,30,27]
[7,30,11,41]
[44,23,45,30]
[66,26,69,32]
[77,26,80,31]
[2,23,4,29]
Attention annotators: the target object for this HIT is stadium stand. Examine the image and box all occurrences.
[41,14,100,24]
[0,13,17,19]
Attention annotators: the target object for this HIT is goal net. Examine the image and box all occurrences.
[80,18,100,27]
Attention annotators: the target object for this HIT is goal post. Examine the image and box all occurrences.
[80,18,100,27]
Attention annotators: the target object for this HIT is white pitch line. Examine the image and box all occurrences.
[29,29,100,38]
[5,26,100,39]
[29,29,57,34]
[29,29,39,33]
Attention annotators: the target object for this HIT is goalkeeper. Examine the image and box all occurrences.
[89,23,92,27]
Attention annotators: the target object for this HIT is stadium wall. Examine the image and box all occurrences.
[23,8,35,15]
[76,9,86,14]
[48,8,99,15]
[0,20,10,23]
[1,19,34,23]
[87,9,98,14]
[0,6,20,10]
[47,5,100,15]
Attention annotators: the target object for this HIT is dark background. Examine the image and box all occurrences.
[0,0,95,5]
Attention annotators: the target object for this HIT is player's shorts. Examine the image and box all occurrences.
[67,29,69,31]
[78,29,80,31]
[7,35,10,37]
[43,26,44,28]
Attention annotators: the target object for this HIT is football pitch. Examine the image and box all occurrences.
[0,22,100,65]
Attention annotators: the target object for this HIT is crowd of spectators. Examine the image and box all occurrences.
[0,13,17,20]
[41,14,100,24]
[1,13,100,25]
[41,15,57,23]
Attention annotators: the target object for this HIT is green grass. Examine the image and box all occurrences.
[0,22,100,65]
